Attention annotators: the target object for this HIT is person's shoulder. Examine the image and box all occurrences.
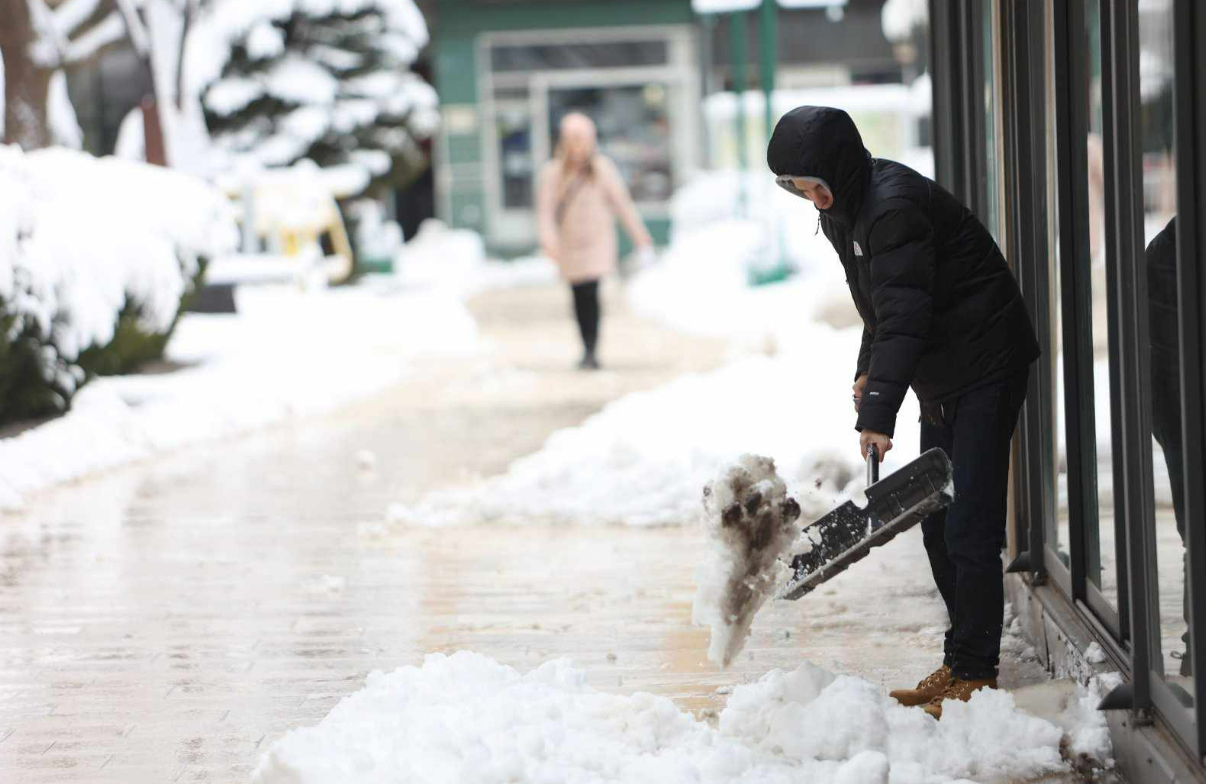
[870,159,931,196]
[865,161,928,222]
[592,154,622,179]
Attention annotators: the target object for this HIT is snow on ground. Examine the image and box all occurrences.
[627,170,861,352]
[395,219,558,295]
[251,650,1083,784]
[383,173,911,530]
[387,319,921,528]
[0,278,478,511]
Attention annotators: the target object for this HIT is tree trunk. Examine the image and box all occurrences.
[0,0,54,149]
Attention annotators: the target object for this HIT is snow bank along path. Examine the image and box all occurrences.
[252,650,1077,784]
[0,281,478,510]
[388,322,921,528]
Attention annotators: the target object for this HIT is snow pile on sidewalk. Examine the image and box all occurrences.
[0,279,478,510]
[388,322,919,528]
[627,170,859,347]
[0,145,237,415]
[694,455,802,667]
[252,650,1077,784]
[396,219,557,295]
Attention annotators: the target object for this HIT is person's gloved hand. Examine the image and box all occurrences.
[634,245,657,270]
[860,430,892,460]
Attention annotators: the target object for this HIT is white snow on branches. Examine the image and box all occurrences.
[882,0,928,43]
[0,144,237,378]
[185,0,437,191]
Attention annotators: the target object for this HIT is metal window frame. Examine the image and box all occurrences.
[1100,0,1157,719]
[1176,0,1206,759]
[936,0,1206,765]
[999,0,1062,597]
[1102,0,1206,755]
[930,0,989,215]
[1052,0,1130,643]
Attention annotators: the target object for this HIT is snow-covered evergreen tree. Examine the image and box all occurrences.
[188,0,437,197]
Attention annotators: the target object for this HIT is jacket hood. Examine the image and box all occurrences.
[767,106,872,226]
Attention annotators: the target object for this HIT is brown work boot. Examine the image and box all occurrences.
[922,676,998,719]
[889,664,953,707]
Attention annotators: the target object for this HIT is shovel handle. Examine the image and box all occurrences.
[867,444,880,486]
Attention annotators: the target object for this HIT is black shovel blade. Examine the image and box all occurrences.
[778,447,953,601]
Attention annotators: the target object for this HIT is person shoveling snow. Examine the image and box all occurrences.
[767,106,1041,718]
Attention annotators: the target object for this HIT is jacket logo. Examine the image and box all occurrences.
[853,241,864,257]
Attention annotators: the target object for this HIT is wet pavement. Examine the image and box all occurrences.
[0,281,1056,783]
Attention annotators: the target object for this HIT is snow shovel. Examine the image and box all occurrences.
[778,445,954,601]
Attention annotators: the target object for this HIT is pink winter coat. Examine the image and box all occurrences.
[535,155,652,283]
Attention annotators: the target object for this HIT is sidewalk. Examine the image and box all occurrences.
[0,279,1107,784]
[0,280,728,783]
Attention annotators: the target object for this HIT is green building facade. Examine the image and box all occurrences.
[426,0,702,257]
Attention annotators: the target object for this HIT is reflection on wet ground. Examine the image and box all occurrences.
[0,284,1049,783]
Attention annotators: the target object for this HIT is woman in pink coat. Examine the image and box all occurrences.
[536,113,653,370]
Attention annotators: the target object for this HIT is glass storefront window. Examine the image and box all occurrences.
[1042,0,1070,574]
[481,32,693,245]
[496,105,534,209]
[982,0,1001,244]
[1136,0,1191,708]
[491,41,669,72]
[1080,0,1121,612]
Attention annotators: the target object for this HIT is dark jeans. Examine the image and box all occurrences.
[1150,353,1190,652]
[920,367,1030,680]
[571,280,600,356]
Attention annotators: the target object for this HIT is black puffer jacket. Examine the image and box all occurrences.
[768,106,1040,437]
[1145,217,1178,360]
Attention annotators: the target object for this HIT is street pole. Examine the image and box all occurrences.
[759,0,777,142]
[730,10,748,215]
[758,0,786,284]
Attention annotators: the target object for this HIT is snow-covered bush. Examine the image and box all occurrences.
[188,0,439,199]
[0,146,238,424]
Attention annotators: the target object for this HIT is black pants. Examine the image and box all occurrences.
[571,280,600,356]
[920,367,1030,680]
[1151,353,1190,652]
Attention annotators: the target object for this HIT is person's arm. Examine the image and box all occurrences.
[598,157,653,249]
[855,326,873,381]
[535,164,560,259]
[856,200,936,440]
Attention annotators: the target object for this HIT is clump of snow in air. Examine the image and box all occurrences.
[694,455,801,667]
[251,650,1077,784]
